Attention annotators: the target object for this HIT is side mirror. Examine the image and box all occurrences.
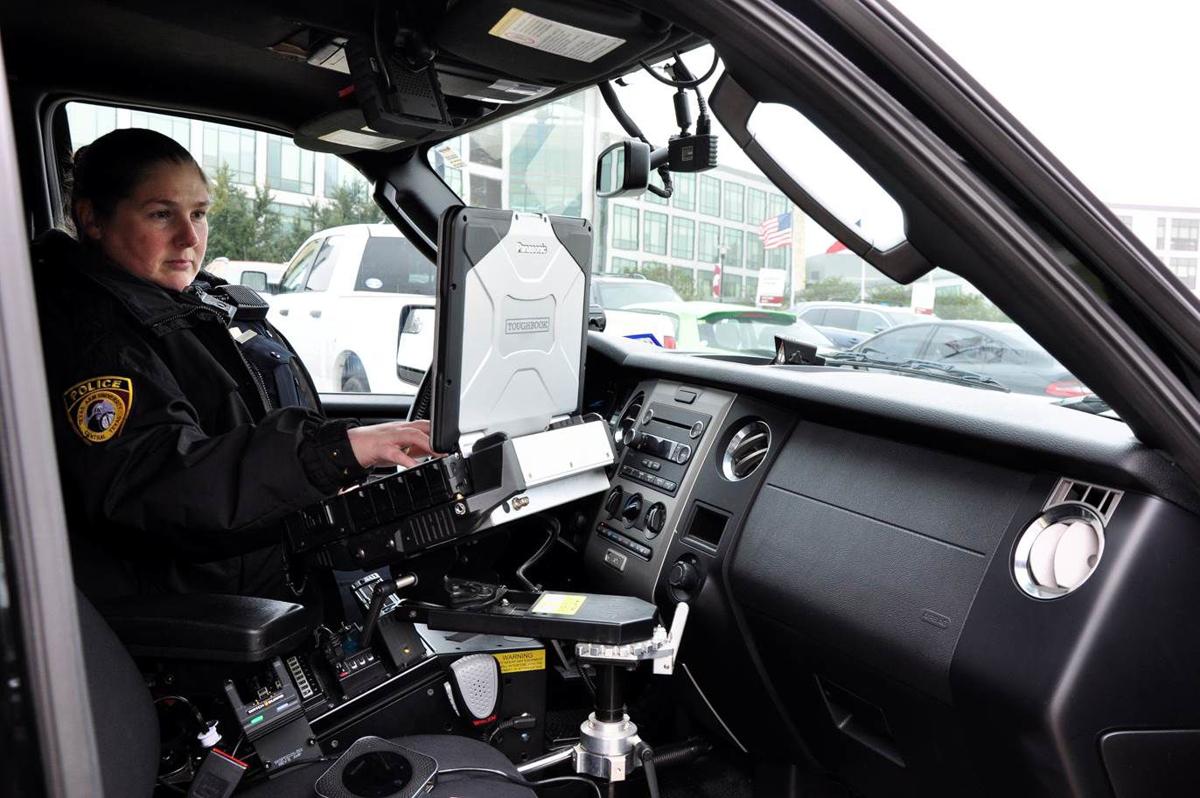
[588,303,607,333]
[396,305,436,386]
[240,271,268,292]
[596,140,651,198]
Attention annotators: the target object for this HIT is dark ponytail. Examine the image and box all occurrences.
[69,128,206,235]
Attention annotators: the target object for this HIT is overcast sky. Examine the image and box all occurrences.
[891,0,1199,208]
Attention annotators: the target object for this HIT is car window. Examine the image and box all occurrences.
[304,236,344,292]
[926,326,999,364]
[596,282,683,308]
[855,311,884,334]
[823,308,858,329]
[419,49,1097,404]
[859,325,933,360]
[64,102,413,396]
[279,238,321,293]
[354,237,436,295]
[798,307,826,325]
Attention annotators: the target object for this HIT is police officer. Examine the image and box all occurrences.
[34,128,435,600]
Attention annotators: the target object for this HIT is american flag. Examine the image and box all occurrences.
[759,212,792,249]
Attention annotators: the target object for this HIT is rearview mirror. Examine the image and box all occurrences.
[595,140,651,198]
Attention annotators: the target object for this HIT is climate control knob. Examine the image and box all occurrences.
[620,493,644,525]
[604,486,624,517]
[668,560,701,593]
[645,502,667,536]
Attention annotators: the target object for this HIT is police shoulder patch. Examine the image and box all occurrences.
[62,376,134,444]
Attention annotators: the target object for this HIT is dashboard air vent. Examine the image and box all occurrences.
[1013,502,1105,600]
[721,420,771,481]
[614,392,645,452]
[1044,478,1123,524]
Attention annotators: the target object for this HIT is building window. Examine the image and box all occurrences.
[266,135,314,194]
[1157,217,1167,249]
[767,193,789,217]
[1171,219,1199,251]
[324,154,369,197]
[747,187,767,225]
[611,256,638,273]
[469,174,502,208]
[203,123,256,184]
[699,175,721,217]
[643,210,668,255]
[745,233,764,270]
[645,173,669,205]
[671,217,695,259]
[673,173,696,211]
[723,182,745,222]
[508,94,585,216]
[613,205,639,250]
[698,222,721,263]
[129,110,190,149]
[1170,257,1198,289]
[766,246,791,270]
[469,125,504,168]
[723,228,744,268]
[66,103,118,150]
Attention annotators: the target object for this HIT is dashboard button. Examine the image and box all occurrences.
[603,549,628,572]
[672,444,692,464]
[645,502,666,536]
[689,420,705,439]
[663,480,677,492]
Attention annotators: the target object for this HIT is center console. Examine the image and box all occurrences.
[585,380,734,599]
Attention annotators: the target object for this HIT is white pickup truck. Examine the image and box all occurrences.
[268,224,436,394]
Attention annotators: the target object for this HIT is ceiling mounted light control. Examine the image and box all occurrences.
[1013,503,1105,599]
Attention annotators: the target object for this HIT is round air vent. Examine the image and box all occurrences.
[1013,503,1105,599]
[721,420,771,481]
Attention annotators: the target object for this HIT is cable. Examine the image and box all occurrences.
[373,0,393,92]
[638,50,720,89]
[153,695,206,727]
[438,766,602,798]
[516,517,560,591]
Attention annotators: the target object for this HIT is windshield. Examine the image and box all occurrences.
[893,0,1200,295]
[425,46,1101,409]
[597,281,683,309]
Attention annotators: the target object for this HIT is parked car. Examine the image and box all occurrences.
[794,300,934,349]
[591,274,681,348]
[268,224,436,393]
[624,301,836,357]
[851,320,1091,397]
[204,257,285,293]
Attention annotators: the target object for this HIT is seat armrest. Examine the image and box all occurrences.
[98,594,312,663]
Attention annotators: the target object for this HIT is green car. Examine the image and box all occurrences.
[622,301,836,357]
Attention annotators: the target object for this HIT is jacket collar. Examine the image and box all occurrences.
[33,229,225,332]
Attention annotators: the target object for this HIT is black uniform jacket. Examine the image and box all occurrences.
[33,231,368,599]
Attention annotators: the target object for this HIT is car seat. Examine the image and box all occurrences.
[77,594,535,797]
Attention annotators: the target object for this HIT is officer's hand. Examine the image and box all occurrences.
[347,419,438,469]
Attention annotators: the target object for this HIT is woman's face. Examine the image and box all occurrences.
[80,161,210,292]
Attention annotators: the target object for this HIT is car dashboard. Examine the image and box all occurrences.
[577,332,1200,797]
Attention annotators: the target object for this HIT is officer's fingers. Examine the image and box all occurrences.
[386,447,420,469]
[405,419,431,431]
[391,427,437,456]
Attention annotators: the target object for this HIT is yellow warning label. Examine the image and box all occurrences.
[494,649,546,674]
[531,593,587,616]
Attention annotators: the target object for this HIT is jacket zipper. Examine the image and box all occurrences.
[160,304,275,414]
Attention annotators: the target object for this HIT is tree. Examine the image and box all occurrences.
[866,283,912,307]
[797,276,858,302]
[204,164,286,264]
[933,293,1010,322]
